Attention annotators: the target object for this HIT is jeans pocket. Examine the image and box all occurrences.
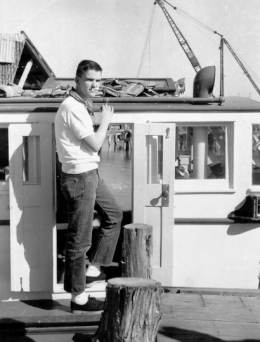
[61,175,85,201]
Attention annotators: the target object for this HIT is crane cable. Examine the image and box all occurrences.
[13,0,61,32]
[139,0,260,93]
[161,0,260,92]
[137,0,216,76]
[136,4,156,77]
[225,43,260,85]
[161,0,218,35]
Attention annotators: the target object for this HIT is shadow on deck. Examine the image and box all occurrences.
[1,291,260,341]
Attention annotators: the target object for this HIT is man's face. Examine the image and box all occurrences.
[76,69,102,98]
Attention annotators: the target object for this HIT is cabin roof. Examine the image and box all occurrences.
[221,96,260,109]
[0,95,259,113]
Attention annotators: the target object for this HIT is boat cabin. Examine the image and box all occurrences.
[1,90,260,300]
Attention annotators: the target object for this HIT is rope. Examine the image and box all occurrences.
[137,4,156,77]
[162,1,260,80]
[13,0,61,31]
[161,0,218,35]
[225,42,260,85]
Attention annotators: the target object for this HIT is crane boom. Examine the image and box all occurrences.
[155,0,201,72]
[222,38,260,96]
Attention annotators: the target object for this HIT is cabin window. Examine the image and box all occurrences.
[146,135,163,184]
[23,136,40,184]
[176,125,226,180]
[0,128,9,181]
[252,124,260,185]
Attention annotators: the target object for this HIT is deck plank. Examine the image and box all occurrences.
[1,292,260,341]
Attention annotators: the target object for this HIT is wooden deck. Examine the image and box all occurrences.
[1,291,260,341]
[159,291,260,341]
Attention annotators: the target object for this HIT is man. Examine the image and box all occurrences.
[55,60,122,312]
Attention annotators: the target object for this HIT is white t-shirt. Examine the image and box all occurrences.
[55,96,100,174]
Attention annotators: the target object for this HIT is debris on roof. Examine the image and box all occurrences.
[0,84,23,97]
[0,77,185,99]
[0,83,70,98]
[0,32,185,99]
[100,78,185,97]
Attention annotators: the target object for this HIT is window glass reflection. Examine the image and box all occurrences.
[176,126,226,180]
[146,135,163,184]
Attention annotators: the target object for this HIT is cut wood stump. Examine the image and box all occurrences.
[122,223,152,278]
[94,277,162,342]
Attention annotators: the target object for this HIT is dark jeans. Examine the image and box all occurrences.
[61,169,122,295]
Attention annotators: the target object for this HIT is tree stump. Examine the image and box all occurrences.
[122,223,152,278]
[94,277,162,342]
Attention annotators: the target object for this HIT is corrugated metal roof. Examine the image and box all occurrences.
[0,33,24,63]
[0,31,54,86]
[0,33,25,84]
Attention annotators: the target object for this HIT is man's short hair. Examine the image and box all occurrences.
[76,60,102,78]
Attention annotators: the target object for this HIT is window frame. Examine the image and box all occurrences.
[174,122,234,193]
[251,123,260,189]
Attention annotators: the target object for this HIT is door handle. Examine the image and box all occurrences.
[161,184,169,206]
[150,184,169,207]
[161,189,169,199]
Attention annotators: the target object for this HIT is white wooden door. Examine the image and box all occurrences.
[9,123,54,292]
[133,123,175,285]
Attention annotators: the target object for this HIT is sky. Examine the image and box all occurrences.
[0,0,260,99]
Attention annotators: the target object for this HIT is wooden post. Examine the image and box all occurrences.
[122,223,152,278]
[94,277,162,342]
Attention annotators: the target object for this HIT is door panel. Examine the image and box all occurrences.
[9,123,54,292]
[133,123,175,285]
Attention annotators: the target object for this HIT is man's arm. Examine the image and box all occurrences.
[82,104,113,152]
